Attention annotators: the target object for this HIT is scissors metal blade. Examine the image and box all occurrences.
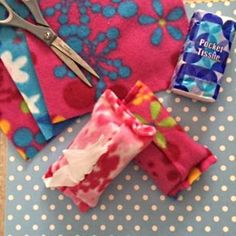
[51,46,93,88]
[51,37,100,79]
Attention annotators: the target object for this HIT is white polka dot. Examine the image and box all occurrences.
[25,175,31,181]
[221,185,228,192]
[175,116,181,122]
[67,127,73,133]
[204,205,211,212]
[133,184,140,191]
[116,184,123,190]
[25,194,31,201]
[227,115,234,122]
[230,175,235,181]
[213,216,220,222]
[231,196,236,202]
[50,146,56,152]
[24,214,30,221]
[160,215,166,222]
[7,215,13,221]
[34,165,40,172]
[108,214,115,221]
[186,205,193,212]
[83,225,89,231]
[16,205,22,211]
[218,106,224,112]
[203,185,210,191]
[218,125,225,132]
[151,185,157,191]
[8,195,14,201]
[220,165,227,171]
[100,225,106,231]
[195,195,201,201]
[142,174,148,181]
[169,225,176,232]
[195,216,202,222]
[75,215,80,221]
[219,145,226,152]
[226,77,232,83]
[201,126,208,132]
[193,136,199,141]
[66,204,72,210]
[207,2,213,7]
[9,175,15,181]
[184,126,190,132]
[201,106,207,112]
[33,204,39,210]
[209,116,216,122]
[222,206,228,212]
[175,97,181,103]
[216,11,222,16]
[190,3,196,8]
[66,225,72,231]
[152,225,158,232]
[186,226,193,232]
[41,214,47,221]
[177,195,184,201]
[108,194,115,201]
[91,214,97,221]
[125,215,132,221]
[213,195,219,202]
[178,215,184,222]
[59,136,65,142]
[134,225,141,231]
[9,156,15,162]
[117,225,123,231]
[42,156,48,162]
[50,204,56,210]
[160,195,166,201]
[100,204,106,210]
[205,226,211,232]
[169,205,175,211]
[228,135,234,142]
[183,106,189,112]
[133,165,139,171]
[192,116,198,122]
[41,194,48,200]
[17,165,23,172]
[125,175,131,181]
[227,96,233,102]
[222,226,229,233]
[117,204,123,211]
[49,225,55,231]
[58,194,64,200]
[232,216,236,222]
[134,204,140,211]
[15,224,21,231]
[151,205,158,211]
[142,194,149,201]
[32,225,38,231]
[143,215,149,221]
[33,185,39,191]
[227,57,231,64]
[210,135,216,142]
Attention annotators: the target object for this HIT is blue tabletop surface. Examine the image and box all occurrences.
[4,2,236,236]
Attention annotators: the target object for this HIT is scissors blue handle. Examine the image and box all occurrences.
[0,0,100,87]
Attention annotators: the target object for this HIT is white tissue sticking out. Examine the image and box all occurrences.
[44,136,111,188]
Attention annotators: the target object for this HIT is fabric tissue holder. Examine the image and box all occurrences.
[25,0,188,123]
[124,81,217,196]
[43,89,156,212]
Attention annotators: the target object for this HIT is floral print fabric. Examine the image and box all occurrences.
[124,81,217,196]
[25,0,188,122]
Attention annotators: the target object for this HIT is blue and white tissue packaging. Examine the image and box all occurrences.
[171,10,236,102]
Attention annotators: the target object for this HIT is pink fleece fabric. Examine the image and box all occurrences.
[43,89,156,212]
[26,0,188,123]
[124,81,217,196]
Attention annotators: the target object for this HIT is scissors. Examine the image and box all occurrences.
[0,0,100,87]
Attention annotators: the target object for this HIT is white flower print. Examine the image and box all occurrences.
[22,93,40,114]
[1,51,29,83]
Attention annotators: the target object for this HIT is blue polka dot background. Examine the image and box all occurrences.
[4,2,236,236]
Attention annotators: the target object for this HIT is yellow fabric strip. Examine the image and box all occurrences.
[0,133,7,236]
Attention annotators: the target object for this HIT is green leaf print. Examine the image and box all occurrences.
[150,101,161,120]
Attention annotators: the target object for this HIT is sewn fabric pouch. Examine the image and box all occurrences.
[43,89,156,212]
[23,0,188,123]
[0,60,47,160]
[124,81,217,196]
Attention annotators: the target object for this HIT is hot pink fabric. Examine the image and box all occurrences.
[0,61,46,160]
[26,0,188,123]
[124,81,217,196]
[43,89,156,212]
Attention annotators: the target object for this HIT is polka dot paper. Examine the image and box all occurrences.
[4,2,236,236]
